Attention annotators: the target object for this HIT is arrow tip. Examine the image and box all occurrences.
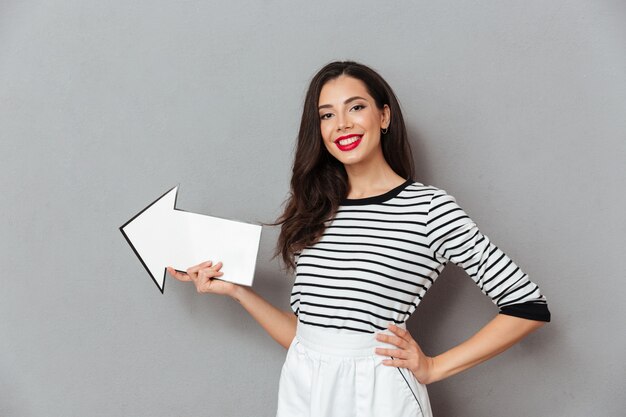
[120,185,182,294]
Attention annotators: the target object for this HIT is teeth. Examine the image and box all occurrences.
[338,136,361,145]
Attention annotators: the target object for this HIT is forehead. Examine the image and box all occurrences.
[318,75,372,104]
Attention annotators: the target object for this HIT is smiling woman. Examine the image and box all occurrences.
[170,60,551,417]
[269,61,550,416]
[318,76,391,172]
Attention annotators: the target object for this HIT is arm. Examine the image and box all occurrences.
[425,188,551,321]
[429,314,545,383]
[376,188,551,382]
[426,189,550,379]
[230,285,297,349]
[377,314,545,384]
[167,261,297,349]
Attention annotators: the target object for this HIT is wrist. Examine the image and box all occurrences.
[230,284,250,303]
[428,355,449,384]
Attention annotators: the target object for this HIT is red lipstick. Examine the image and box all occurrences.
[334,134,363,152]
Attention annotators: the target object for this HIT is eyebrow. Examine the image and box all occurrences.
[318,96,368,110]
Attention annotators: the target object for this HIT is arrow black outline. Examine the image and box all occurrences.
[119,184,181,294]
[120,184,263,293]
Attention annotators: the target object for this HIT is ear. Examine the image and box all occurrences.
[381,104,391,129]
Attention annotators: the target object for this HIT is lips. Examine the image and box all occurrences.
[334,134,363,152]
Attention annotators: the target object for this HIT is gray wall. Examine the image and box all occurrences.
[2,1,625,416]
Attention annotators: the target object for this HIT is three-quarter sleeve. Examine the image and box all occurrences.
[426,188,551,322]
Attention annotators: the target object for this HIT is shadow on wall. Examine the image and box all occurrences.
[408,126,433,185]
[412,265,487,417]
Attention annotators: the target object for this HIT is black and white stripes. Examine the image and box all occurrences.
[290,179,550,334]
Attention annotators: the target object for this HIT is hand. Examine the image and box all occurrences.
[375,323,438,384]
[167,260,237,297]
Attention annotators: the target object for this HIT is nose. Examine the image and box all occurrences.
[336,112,353,131]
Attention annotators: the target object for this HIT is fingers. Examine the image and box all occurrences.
[186,259,214,275]
[374,347,408,359]
[192,262,225,293]
[375,324,423,372]
[375,333,409,349]
[167,266,192,282]
[168,260,225,290]
[381,357,410,368]
[387,323,413,343]
[197,263,224,283]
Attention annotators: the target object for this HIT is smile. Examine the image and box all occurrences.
[335,134,363,151]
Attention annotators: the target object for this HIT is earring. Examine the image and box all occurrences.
[381,127,388,135]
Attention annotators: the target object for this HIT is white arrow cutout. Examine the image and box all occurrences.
[120,186,262,293]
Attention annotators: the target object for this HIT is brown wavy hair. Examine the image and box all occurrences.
[264,60,415,274]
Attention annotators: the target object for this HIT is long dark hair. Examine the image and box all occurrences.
[264,60,415,274]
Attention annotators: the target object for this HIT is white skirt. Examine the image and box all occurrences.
[276,320,433,417]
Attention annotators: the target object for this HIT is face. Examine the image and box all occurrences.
[318,75,390,168]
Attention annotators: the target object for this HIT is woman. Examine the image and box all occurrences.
[167,60,551,417]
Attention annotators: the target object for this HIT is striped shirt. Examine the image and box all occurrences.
[290,179,551,333]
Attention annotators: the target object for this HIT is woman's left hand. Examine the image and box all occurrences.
[375,323,438,384]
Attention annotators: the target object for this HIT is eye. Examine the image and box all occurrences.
[351,104,366,111]
[320,113,333,120]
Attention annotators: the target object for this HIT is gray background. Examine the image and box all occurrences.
[1,1,625,416]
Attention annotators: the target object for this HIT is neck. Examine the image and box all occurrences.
[344,153,406,198]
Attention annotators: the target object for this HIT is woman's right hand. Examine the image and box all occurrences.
[166,260,238,297]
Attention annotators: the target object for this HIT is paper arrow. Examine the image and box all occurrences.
[119,185,262,293]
